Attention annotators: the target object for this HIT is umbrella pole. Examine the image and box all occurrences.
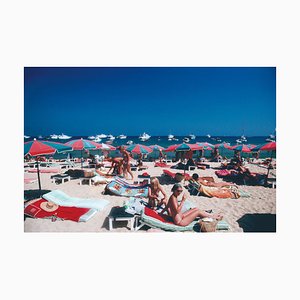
[36,159,42,196]
[81,149,83,169]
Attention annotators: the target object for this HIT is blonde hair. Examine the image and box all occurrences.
[150,177,160,191]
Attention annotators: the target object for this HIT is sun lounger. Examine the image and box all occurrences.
[42,190,109,210]
[24,198,98,222]
[135,207,199,232]
[154,162,171,167]
[104,179,149,197]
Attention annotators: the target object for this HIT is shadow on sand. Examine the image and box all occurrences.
[237,213,276,232]
[24,189,51,201]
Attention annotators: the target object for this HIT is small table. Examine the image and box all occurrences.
[79,177,94,186]
[108,206,136,231]
[51,174,70,184]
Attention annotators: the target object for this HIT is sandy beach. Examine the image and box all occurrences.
[24,161,276,232]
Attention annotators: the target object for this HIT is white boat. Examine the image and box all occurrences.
[38,135,43,139]
[88,136,96,140]
[207,134,211,138]
[24,135,30,139]
[50,134,58,139]
[107,134,115,140]
[126,140,133,145]
[106,140,113,144]
[117,134,127,139]
[236,139,242,144]
[139,132,151,141]
[168,134,174,139]
[189,134,196,140]
[241,134,247,142]
[266,133,276,142]
[216,138,222,142]
[97,134,107,139]
[58,133,72,139]
[93,137,102,142]
[183,137,190,143]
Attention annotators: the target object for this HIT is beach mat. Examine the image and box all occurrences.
[43,190,109,210]
[104,180,149,197]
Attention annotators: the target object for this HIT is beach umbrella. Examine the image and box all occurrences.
[258,141,276,151]
[165,143,202,152]
[149,144,166,151]
[247,144,257,150]
[24,139,72,195]
[214,142,231,149]
[196,142,215,151]
[164,144,179,152]
[126,144,153,155]
[230,144,252,153]
[66,138,99,168]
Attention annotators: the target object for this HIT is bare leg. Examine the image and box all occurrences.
[178,209,222,226]
[127,166,134,180]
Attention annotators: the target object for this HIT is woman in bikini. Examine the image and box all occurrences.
[148,177,167,210]
[162,183,223,226]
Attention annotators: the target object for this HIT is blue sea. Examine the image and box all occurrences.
[24,135,275,160]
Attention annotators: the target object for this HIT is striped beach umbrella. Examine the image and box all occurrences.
[165,143,202,152]
[257,141,276,151]
[214,142,231,149]
[24,139,72,156]
[65,138,100,150]
[126,144,153,154]
[247,144,257,150]
[149,144,166,151]
[196,142,215,150]
[66,138,100,168]
[230,144,252,153]
[24,139,73,195]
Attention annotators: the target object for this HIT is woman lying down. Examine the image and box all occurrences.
[190,173,240,199]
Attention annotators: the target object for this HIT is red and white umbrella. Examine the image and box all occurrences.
[126,144,153,154]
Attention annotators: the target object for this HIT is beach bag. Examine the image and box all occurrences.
[199,218,217,232]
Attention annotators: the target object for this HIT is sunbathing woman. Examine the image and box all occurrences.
[161,183,222,226]
[192,173,237,188]
[148,177,167,210]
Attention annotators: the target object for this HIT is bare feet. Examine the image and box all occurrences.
[212,213,223,221]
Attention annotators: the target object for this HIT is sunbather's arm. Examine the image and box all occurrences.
[177,194,187,213]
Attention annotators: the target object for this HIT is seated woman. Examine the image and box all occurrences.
[148,177,167,210]
[161,183,222,226]
[236,162,266,185]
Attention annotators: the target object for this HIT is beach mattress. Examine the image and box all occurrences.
[163,169,191,180]
[24,199,97,222]
[27,168,61,173]
[42,190,109,210]
[105,180,149,197]
[141,207,199,232]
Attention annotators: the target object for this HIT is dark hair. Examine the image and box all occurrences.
[171,183,182,192]
[192,173,199,180]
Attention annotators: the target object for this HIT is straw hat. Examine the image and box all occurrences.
[40,201,59,212]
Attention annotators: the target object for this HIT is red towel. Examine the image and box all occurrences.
[144,207,173,224]
[24,199,90,222]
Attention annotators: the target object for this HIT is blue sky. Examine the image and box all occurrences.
[24,67,276,136]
